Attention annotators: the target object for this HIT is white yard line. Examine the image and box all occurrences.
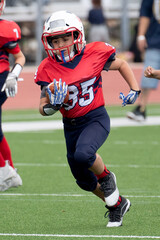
[14,163,160,168]
[0,193,159,198]
[2,116,160,132]
[0,233,159,239]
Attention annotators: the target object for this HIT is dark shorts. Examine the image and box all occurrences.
[63,106,110,192]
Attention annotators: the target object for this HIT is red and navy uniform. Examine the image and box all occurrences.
[35,42,115,118]
[0,19,21,141]
[0,19,21,74]
[35,42,116,192]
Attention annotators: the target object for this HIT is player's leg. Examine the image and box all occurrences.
[0,130,22,191]
[0,72,14,168]
[0,77,22,191]
[77,117,131,227]
[69,107,119,206]
[64,107,131,227]
[89,153,119,206]
[0,135,14,168]
[75,121,130,227]
[0,94,8,169]
[75,119,119,206]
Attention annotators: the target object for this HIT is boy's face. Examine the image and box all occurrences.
[51,33,73,58]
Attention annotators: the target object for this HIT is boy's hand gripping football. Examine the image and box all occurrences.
[119,89,141,107]
[46,78,68,110]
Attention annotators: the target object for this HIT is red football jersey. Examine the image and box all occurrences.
[0,19,21,73]
[35,42,115,118]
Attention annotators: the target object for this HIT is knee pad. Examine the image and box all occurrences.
[74,150,96,168]
[76,178,97,192]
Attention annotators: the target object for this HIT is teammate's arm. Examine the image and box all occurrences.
[2,50,25,97]
[13,50,25,67]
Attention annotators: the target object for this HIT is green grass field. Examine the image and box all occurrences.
[0,104,160,240]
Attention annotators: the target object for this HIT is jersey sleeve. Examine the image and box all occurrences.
[6,43,21,54]
[103,52,116,71]
[96,42,116,70]
[34,59,52,87]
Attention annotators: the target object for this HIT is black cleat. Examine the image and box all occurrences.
[105,196,131,227]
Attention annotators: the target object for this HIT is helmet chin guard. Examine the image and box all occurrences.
[41,11,86,63]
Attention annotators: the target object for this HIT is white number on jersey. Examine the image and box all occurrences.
[64,77,96,110]
[13,28,19,38]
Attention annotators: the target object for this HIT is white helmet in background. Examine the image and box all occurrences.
[41,10,86,63]
[0,0,6,16]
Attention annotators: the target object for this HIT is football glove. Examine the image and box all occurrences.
[46,78,68,110]
[119,89,141,107]
[2,72,18,97]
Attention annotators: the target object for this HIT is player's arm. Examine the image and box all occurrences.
[109,57,139,90]
[109,57,141,106]
[39,80,68,116]
[39,86,58,116]
[39,96,57,116]
[144,66,160,79]
[13,50,26,67]
[39,95,59,117]
[2,50,26,97]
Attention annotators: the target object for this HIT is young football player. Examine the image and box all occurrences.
[0,0,25,191]
[144,66,160,80]
[34,10,141,227]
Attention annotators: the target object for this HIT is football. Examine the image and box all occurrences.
[46,82,69,104]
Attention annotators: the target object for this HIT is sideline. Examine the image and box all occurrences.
[2,116,160,132]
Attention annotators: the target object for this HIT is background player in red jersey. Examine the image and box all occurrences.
[35,11,141,227]
[0,0,25,191]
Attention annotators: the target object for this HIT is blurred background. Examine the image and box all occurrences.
[2,0,142,66]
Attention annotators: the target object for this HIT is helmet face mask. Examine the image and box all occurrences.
[0,0,6,16]
[42,11,86,63]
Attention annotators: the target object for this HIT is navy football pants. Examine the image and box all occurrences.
[0,71,8,141]
[63,106,110,192]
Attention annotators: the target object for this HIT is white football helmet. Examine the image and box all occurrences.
[41,10,86,63]
[0,0,5,16]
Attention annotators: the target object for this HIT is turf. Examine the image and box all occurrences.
[2,103,160,121]
[0,106,160,240]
